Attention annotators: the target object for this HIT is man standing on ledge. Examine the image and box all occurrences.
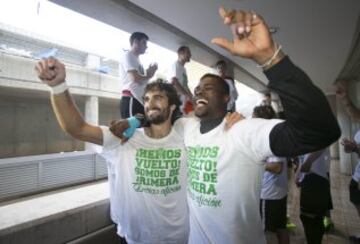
[119,32,158,118]
[168,46,193,114]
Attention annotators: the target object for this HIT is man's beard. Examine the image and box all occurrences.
[145,107,171,125]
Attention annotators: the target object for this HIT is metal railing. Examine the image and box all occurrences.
[0,151,108,202]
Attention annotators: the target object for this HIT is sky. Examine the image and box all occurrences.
[0,0,178,65]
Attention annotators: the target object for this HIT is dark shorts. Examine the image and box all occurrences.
[260,195,287,232]
[350,179,360,205]
[120,96,144,119]
[300,173,332,215]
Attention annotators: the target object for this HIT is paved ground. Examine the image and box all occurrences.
[285,159,360,244]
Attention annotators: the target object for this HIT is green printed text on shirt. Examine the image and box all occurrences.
[187,146,222,207]
[133,148,182,196]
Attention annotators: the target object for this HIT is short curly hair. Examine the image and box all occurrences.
[252,105,276,119]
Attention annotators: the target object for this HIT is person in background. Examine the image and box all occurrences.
[215,60,238,112]
[253,105,290,244]
[296,148,332,244]
[168,46,193,115]
[119,32,158,118]
[341,131,360,242]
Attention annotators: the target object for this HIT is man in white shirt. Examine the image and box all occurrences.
[35,59,189,244]
[295,148,332,244]
[168,46,193,114]
[119,32,158,118]
[341,131,360,242]
[215,60,238,112]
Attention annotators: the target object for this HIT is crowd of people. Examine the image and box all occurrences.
[34,5,360,244]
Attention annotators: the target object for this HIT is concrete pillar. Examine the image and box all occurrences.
[336,97,352,175]
[326,95,339,159]
[85,96,99,151]
[330,142,339,159]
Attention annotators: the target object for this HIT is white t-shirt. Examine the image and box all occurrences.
[100,126,189,244]
[352,130,360,182]
[299,148,330,182]
[261,156,288,200]
[167,61,188,103]
[224,78,238,111]
[119,51,147,104]
[175,117,281,244]
[353,161,360,182]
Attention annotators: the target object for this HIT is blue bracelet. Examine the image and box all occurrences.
[123,116,141,138]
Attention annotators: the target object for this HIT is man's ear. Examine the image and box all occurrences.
[170,104,176,113]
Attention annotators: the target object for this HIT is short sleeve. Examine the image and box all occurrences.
[167,62,177,81]
[230,118,282,162]
[99,126,121,162]
[122,52,139,72]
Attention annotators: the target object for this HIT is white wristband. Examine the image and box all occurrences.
[50,82,68,95]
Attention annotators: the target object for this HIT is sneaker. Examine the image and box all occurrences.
[323,216,334,231]
[286,216,296,229]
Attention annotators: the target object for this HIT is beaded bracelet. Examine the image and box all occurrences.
[257,44,282,68]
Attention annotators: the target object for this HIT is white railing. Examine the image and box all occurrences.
[0,151,107,202]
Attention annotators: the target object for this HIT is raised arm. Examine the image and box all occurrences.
[128,63,157,83]
[265,56,340,156]
[212,7,340,157]
[300,150,324,173]
[35,58,103,145]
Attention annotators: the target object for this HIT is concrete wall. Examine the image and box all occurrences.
[0,52,122,159]
[0,95,120,159]
[0,95,81,158]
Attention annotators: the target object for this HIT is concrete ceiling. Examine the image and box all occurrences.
[129,0,360,94]
[51,0,360,95]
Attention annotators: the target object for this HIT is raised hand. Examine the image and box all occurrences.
[334,80,348,99]
[341,138,357,153]
[212,6,281,66]
[146,63,158,78]
[224,112,245,131]
[35,57,66,87]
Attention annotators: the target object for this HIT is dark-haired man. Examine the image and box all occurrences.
[35,58,188,243]
[119,32,158,118]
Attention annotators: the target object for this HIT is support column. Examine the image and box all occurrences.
[336,97,352,175]
[85,96,99,151]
